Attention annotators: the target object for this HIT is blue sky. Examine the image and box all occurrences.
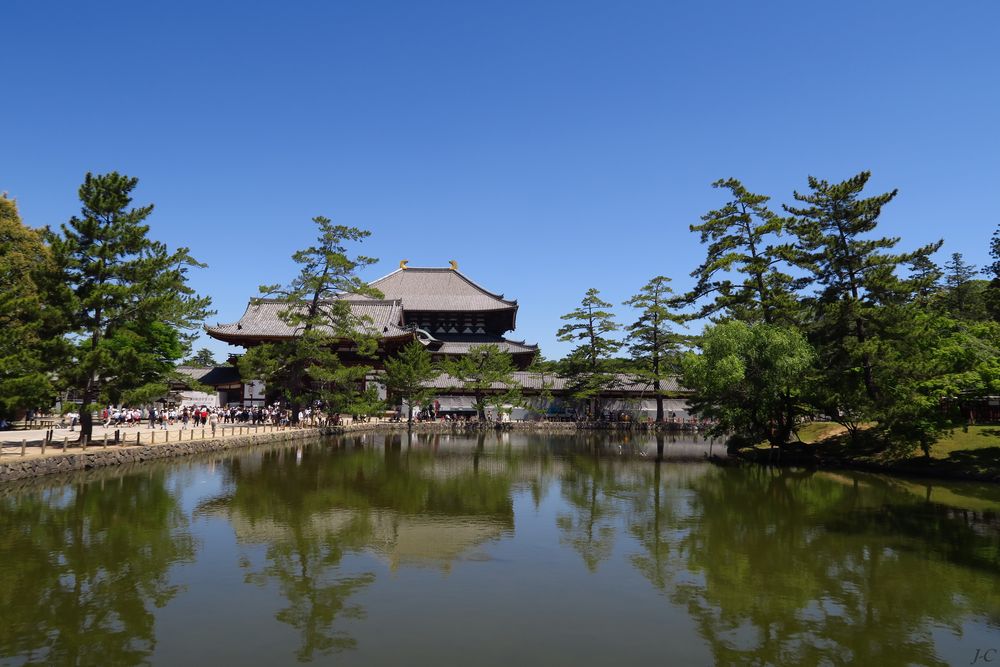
[3,1,998,360]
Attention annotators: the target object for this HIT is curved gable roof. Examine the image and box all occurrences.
[369,267,517,312]
[206,298,409,343]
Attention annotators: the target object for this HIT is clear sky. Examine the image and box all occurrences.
[3,1,998,360]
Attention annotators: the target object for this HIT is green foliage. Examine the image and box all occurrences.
[240,217,381,419]
[0,195,68,419]
[940,253,988,321]
[785,171,942,425]
[185,347,219,367]
[0,472,196,664]
[622,276,687,421]
[440,344,521,420]
[907,254,943,304]
[686,178,800,324]
[557,288,621,411]
[682,321,813,449]
[48,172,212,438]
[384,341,439,423]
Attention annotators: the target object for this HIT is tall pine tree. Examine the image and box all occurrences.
[239,217,382,421]
[686,178,799,324]
[785,171,941,428]
[50,172,212,442]
[623,276,687,422]
[557,288,621,418]
[942,252,987,321]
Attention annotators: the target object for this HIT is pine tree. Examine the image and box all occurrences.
[623,276,687,422]
[440,344,520,421]
[238,217,381,421]
[785,171,941,427]
[907,254,942,304]
[557,288,621,418]
[50,173,212,442]
[185,348,218,367]
[988,223,1000,320]
[686,178,799,325]
[942,252,986,321]
[384,341,439,424]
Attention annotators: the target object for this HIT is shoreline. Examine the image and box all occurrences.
[732,446,1000,485]
[4,420,992,486]
[0,428,319,483]
[0,419,709,483]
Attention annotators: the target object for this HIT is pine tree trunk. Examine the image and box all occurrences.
[654,378,663,423]
[78,379,95,444]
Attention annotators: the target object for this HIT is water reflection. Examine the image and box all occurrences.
[0,434,997,665]
[627,464,1000,666]
[0,472,195,665]
[196,434,517,660]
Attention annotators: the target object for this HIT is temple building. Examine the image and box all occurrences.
[206,261,539,369]
[202,261,691,421]
[204,262,541,409]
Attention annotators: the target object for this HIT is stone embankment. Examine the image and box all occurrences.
[0,428,317,482]
[0,419,702,483]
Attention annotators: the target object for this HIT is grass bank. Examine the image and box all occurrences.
[749,422,1000,483]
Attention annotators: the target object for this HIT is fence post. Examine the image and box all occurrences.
[41,436,46,455]
[103,434,108,449]
[82,436,87,451]
[136,432,141,446]
[21,439,26,457]
[63,436,68,452]
[151,431,155,444]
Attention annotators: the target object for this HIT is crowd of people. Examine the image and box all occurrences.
[96,404,334,430]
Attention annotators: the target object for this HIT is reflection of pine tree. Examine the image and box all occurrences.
[556,455,630,572]
[627,461,681,590]
[243,517,376,660]
[0,472,196,665]
[200,444,518,660]
[646,466,1000,666]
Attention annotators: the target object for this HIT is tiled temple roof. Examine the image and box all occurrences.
[176,365,243,386]
[206,298,410,344]
[426,335,538,356]
[369,267,517,312]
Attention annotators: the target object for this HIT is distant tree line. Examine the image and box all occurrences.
[4,169,998,451]
[550,171,1000,455]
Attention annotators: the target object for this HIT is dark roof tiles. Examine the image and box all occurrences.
[369,267,516,312]
[206,298,409,341]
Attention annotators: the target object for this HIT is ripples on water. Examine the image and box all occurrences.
[0,432,998,666]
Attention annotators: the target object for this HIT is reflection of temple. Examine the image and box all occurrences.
[199,506,511,571]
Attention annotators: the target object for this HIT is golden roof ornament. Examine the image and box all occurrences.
[449,260,458,270]
[399,259,409,270]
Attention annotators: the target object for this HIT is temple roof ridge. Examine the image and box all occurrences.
[249,295,403,305]
[368,265,518,312]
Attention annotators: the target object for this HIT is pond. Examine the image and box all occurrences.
[1,432,998,665]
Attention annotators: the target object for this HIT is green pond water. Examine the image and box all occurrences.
[1,432,999,666]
